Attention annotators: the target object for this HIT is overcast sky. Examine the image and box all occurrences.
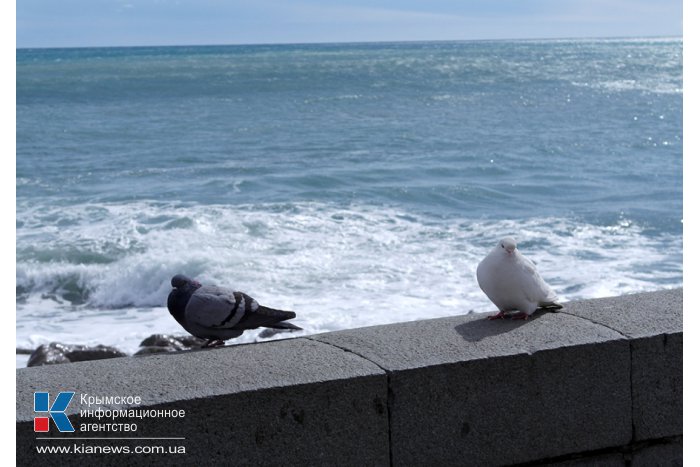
[16,0,682,48]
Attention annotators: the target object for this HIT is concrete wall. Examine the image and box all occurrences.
[16,288,682,466]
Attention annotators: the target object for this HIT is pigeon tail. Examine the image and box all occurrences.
[256,305,296,320]
[264,320,303,331]
[538,302,563,312]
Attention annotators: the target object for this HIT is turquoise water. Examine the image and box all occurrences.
[16,38,683,359]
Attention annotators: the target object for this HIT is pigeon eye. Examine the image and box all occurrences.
[501,244,504,248]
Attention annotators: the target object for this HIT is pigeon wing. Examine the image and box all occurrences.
[516,256,558,305]
[185,285,258,330]
[234,305,298,330]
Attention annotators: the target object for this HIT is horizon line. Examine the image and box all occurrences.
[16,34,682,51]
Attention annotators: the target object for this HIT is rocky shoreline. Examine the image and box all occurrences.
[18,328,298,367]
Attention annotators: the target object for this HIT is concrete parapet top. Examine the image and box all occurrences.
[307,288,681,372]
[311,308,623,372]
[16,288,682,466]
[561,287,682,338]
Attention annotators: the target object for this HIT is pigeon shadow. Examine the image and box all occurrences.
[454,309,554,343]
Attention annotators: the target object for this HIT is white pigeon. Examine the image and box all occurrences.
[476,237,562,320]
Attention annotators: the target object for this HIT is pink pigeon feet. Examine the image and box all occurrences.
[488,311,507,320]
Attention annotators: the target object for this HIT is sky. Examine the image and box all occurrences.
[16,0,682,49]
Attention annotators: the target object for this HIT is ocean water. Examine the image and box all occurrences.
[16,38,683,365]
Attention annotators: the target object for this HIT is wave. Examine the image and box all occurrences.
[16,201,682,359]
[17,201,682,310]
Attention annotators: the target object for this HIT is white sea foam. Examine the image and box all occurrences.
[571,79,682,95]
[16,201,682,366]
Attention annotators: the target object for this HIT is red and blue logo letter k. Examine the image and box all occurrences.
[34,392,75,432]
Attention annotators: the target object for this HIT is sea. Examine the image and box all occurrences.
[16,38,683,367]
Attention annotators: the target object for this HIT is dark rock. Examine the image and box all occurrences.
[174,335,208,348]
[65,345,128,363]
[27,343,127,367]
[27,345,70,366]
[25,334,208,367]
[139,334,187,350]
[137,334,206,354]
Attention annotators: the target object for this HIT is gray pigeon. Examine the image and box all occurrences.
[167,274,302,347]
[476,237,562,320]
